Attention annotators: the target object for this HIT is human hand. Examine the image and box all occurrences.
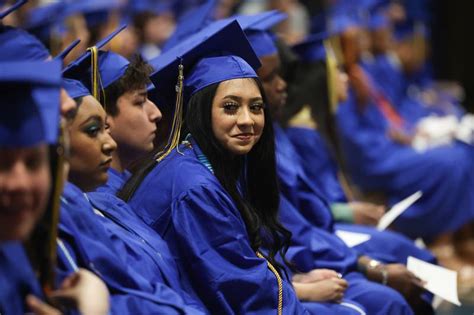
[25,295,62,315]
[293,277,348,302]
[349,201,385,225]
[384,263,425,298]
[292,269,341,283]
[49,268,109,315]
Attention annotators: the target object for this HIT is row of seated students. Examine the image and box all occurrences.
[2,0,473,314]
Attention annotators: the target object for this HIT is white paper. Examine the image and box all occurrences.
[335,230,371,248]
[407,256,461,306]
[377,191,423,230]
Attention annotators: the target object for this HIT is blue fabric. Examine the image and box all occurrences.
[129,141,309,314]
[0,25,50,61]
[63,78,91,100]
[246,30,278,58]
[0,61,61,146]
[58,182,206,314]
[95,168,131,195]
[285,127,347,203]
[336,72,474,238]
[276,124,436,275]
[0,241,44,315]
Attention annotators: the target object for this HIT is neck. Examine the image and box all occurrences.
[111,150,125,173]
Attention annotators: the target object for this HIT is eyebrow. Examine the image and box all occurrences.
[79,115,102,127]
[222,95,263,103]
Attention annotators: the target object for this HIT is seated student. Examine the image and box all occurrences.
[124,20,368,314]
[58,27,208,313]
[0,60,109,315]
[63,28,207,311]
[281,30,435,262]
[330,7,474,240]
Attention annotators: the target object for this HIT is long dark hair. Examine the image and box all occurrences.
[120,78,292,273]
[281,59,344,167]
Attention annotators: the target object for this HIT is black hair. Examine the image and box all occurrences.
[280,56,346,171]
[101,54,153,116]
[120,78,292,274]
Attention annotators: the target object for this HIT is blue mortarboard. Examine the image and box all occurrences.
[292,32,329,62]
[0,0,27,19]
[63,25,128,99]
[162,0,217,52]
[365,0,391,31]
[63,0,124,28]
[236,10,287,58]
[54,39,81,61]
[0,60,62,146]
[62,78,91,100]
[149,19,261,105]
[24,2,66,45]
[127,0,174,15]
[0,25,50,61]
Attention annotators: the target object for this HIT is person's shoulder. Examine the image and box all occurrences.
[140,146,218,197]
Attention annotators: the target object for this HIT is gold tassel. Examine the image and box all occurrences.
[155,59,185,162]
[87,46,107,109]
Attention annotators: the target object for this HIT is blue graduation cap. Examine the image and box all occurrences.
[63,0,124,28]
[0,0,27,19]
[63,25,128,100]
[148,19,261,161]
[24,2,66,47]
[0,25,50,61]
[292,32,328,62]
[54,39,81,61]
[149,19,260,104]
[161,0,217,52]
[62,78,91,100]
[0,60,62,146]
[366,0,391,31]
[236,10,287,58]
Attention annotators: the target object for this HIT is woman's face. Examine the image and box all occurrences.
[0,145,50,241]
[67,96,117,192]
[211,78,265,155]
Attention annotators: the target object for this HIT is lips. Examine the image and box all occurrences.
[99,158,112,168]
[233,133,254,141]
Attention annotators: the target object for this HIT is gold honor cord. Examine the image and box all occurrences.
[155,61,185,162]
[256,251,283,315]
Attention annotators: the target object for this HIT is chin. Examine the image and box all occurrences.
[0,220,35,241]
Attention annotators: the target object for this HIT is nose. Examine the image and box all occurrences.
[3,161,30,194]
[102,132,117,156]
[236,106,254,128]
[146,98,162,123]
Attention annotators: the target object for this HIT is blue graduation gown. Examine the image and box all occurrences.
[129,140,309,314]
[58,182,206,314]
[336,83,474,238]
[87,170,207,312]
[0,241,44,315]
[279,195,413,315]
[283,126,436,264]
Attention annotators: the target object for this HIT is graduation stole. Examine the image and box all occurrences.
[365,68,405,129]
